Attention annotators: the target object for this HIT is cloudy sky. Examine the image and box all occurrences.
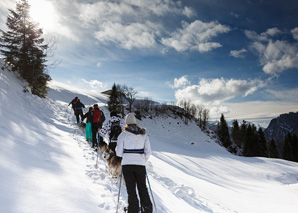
[1,0,298,127]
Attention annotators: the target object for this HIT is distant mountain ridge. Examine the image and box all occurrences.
[264,112,298,144]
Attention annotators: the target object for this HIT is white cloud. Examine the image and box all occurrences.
[94,21,159,49]
[230,12,240,18]
[246,28,298,75]
[182,6,196,18]
[209,105,230,119]
[76,0,194,27]
[122,0,194,17]
[230,48,247,58]
[161,20,230,52]
[254,40,298,75]
[81,79,105,90]
[73,1,228,52]
[76,1,133,26]
[266,88,298,102]
[96,62,102,67]
[167,75,190,88]
[174,77,265,105]
[291,27,298,40]
[245,27,282,41]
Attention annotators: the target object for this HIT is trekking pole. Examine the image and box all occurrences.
[116,169,123,213]
[96,132,100,166]
[146,171,157,212]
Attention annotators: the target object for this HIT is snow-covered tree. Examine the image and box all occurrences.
[0,0,50,97]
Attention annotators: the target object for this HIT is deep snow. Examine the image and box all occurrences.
[1,63,298,213]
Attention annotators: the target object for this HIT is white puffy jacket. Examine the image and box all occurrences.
[116,125,151,166]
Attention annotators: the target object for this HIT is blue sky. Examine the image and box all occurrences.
[1,0,298,127]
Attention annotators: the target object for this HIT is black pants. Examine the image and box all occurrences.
[122,165,152,213]
[75,112,83,123]
[91,122,102,148]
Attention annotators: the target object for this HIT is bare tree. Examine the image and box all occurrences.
[196,104,203,128]
[190,104,197,118]
[202,108,210,130]
[123,84,137,112]
[116,84,126,117]
[178,99,192,125]
[143,97,151,112]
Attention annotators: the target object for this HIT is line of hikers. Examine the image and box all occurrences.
[68,97,153,213]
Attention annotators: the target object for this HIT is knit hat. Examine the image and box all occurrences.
[125,113,136,125]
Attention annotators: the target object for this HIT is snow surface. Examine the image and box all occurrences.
[1,63,298,213]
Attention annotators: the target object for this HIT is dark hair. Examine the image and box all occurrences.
[88,107,93,112]
[110,111,117,117]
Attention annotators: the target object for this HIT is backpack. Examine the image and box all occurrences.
[93,109,102,123]
[110,121,122,142]
[71,99,77,106]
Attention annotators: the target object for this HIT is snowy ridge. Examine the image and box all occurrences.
[47,80,109,106]
[1,65,298,213]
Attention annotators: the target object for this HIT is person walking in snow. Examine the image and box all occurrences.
[90,104,105,149]
[116,113,152,213]
[98,111,124,153]
[74,99,85,124]
[82,106,93,142]
[68,97,78,114]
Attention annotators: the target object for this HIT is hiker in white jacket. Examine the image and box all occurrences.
[116,113,152,213]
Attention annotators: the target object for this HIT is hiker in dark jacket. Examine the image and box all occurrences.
[98,111,124,153]
[68,97,78,114]
[116,113,152,213]
[74,99,85,124]
[82,107,93,142]
[90,104,105,149]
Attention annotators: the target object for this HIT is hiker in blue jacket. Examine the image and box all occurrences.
[82,107,93,142]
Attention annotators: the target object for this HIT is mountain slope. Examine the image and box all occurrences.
[265,112,298,144]
[1,64,298,213]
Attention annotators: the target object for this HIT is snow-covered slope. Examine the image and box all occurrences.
[47,80,109,106]
[1,64,298,213]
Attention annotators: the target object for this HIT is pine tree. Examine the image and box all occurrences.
[256,128,268,157]
[268,139,279,158]
[282,133,293,161]
[107,83,120,113]
[231,119,241,147]
[239,120,247,148]
[218,114,231,148]
[291,134,298,162]
[243,124,254,156]
[0,0,50,97]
